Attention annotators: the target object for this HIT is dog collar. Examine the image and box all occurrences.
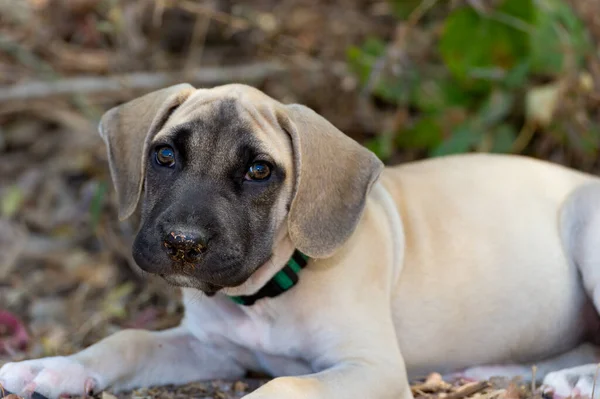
[228,250,309,306]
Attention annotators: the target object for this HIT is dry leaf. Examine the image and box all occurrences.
[525,81,565,128]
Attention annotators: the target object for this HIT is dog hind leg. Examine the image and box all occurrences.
[444,342,600,384]
[541,182,600,398]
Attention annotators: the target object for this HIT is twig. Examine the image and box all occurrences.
[443,381,490,399]
[184,13,211,71]
[411,373,452,394]
[0,62,287,103]
[363,0,439,96]
[175,0,250,31]
[479,389,507,399]
[466,0,488,13]
[511,119,536,154]
[467,1,534,33]
[405,0,440,29]
[487,11,534,33]
[168,0,324,72]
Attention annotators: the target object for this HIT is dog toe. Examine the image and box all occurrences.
[543,364,600,399]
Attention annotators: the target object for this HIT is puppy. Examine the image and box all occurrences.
[1,83,600,399]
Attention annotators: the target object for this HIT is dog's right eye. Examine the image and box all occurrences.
[155,146,176,167]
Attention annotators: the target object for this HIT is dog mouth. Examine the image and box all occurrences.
[161,273,198,287]
[168,259,201,275]
[158,253,272,294]
[160,273,225,296]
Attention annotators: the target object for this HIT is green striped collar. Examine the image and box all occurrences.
[228,250,309,306]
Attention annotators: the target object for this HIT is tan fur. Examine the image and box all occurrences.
[2,84,600,399]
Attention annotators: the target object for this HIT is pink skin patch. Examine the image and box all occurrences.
[84,377,96,396]
[124,307,159,329]
[0,311,29,354]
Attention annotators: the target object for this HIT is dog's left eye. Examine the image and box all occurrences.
[155,146,175,167]
[245,162,271,181]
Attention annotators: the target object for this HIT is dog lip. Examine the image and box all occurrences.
[171,260,199,274]
[195,264,249,288]
[209,252,271,284]
[203,255,270,288]
[155,252,263,289]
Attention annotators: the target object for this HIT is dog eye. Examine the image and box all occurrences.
[245,162,271,181]
[155,146,175,167]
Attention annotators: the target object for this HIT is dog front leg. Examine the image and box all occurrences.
[0,326,244,399]
[243,358,412,399]
[242,319,412,399]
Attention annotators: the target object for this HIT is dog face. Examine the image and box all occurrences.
[133,98,293,293]
[98,84,383,294]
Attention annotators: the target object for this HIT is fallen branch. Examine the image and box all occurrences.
[0,62,287,103]
[443,381,490,399]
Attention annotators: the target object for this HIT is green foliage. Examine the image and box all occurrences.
[430,122,479,156]
[491,124,518,153]
[347,37,418,105]
[412,76,473,112]
[1,185,24,218]
[439,0,533,87]
[389,0,425,19]
[530,0,590,76]
[397,116,443,149]
[366,133,395,161]
[89,180,108,232]
[346,37,386,86]
[347,0,593,162]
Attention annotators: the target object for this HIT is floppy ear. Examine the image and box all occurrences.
[277,104,384,258]
[98,84,195,220]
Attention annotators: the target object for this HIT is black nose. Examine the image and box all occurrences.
[162,231,207,263]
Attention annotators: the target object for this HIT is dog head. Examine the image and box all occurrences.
[99,84,383,294]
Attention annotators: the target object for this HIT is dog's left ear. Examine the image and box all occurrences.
[276,104,384,258]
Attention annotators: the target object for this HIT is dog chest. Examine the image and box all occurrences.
[183,290,309,359]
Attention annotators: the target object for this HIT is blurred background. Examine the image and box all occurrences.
[0,0,598,396]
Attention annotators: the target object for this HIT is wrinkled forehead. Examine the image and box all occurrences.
[152,90,292,169]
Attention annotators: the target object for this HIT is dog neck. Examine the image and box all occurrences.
[226,249,309,306]
[220,234,299,300]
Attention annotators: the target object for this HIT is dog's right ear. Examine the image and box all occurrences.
[98,83,195,220]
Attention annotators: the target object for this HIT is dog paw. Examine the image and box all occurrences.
[0,356,100,399]
[542,364,600,399]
